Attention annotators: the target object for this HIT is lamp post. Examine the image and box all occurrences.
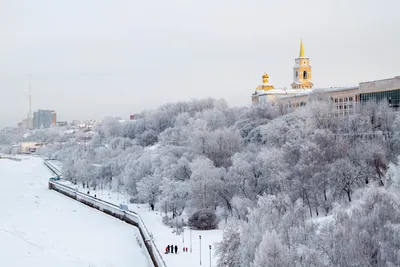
[190,228,192,253]
[209,245,212,267]
[182,218,184,243]
[199,235,202,265]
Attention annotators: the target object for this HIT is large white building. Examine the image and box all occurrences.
[251,40,400,114]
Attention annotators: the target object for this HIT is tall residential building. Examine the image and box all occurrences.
[33,109,56,129]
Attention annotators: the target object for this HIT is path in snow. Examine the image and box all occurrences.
[0,156,153,267]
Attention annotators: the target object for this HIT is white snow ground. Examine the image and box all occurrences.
[52,160,223,267]
[0,156,153,267]
[56,185,224,267]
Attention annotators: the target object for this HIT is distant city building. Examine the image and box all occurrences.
[130,114,135,120]
[251,40,400,115]
[33,109,56,129]
[71,119,98,130]
[57,121,68,126]
[17,118,31,131]
[18,142,44,154]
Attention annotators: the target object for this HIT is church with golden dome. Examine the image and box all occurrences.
[251,40,400,115]
[291,40,313,89]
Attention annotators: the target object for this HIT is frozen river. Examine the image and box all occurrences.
[0,156,153,267]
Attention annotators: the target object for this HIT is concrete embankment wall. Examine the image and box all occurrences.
[0,155,22,161]
[48,177,167,267]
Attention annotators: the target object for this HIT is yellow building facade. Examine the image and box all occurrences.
[291,40,313,89]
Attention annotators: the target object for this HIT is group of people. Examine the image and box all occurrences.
[165,245,178,254]
[165,245,189,254]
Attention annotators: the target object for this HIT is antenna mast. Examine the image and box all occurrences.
[28,75,32,129]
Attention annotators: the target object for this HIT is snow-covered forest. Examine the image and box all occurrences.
[3,97,400,266]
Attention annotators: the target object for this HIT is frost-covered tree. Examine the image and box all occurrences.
[253,230,289,267]
[158,178,189,217]
[189,156,224,209]
[216,220,241,267]
[136,174,161,205]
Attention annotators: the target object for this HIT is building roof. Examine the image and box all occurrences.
[299,39,305,58]
[254,88,313,96]
[279,86,359,99]
[253,86,359,98]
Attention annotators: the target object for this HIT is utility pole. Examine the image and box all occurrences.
[199,235,202,265]
[209,245,212,267]
[190,228,192,253]
[182,218,184,243]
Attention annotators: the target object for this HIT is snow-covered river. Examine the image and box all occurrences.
[0,156,153,267]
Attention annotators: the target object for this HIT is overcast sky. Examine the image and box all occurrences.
[1,0,399,127]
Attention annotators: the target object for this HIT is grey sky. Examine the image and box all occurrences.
[1,0,399,127]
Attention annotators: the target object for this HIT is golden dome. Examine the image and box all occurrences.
[261,73,274,91]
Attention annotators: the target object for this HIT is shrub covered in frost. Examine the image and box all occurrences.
[188,209,218,230]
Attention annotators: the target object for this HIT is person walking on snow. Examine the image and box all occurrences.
[174,245,178,254]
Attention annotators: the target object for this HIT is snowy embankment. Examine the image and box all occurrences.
[48,179,167,267]
[50,160,223,267]
[0,156,153,267]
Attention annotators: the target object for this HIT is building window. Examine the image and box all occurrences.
[303,71,308,79]
[349,97,353,101]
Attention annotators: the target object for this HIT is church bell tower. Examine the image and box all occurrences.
[291,40,313,89]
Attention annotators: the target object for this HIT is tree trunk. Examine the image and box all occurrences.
[346,189,352,202]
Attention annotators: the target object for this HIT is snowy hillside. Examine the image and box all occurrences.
[9,98,400,266]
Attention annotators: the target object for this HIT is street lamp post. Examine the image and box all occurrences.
[190,228,192,253]
[182,218,184,243]
[199,235,202,265]
[209,245,212,267]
